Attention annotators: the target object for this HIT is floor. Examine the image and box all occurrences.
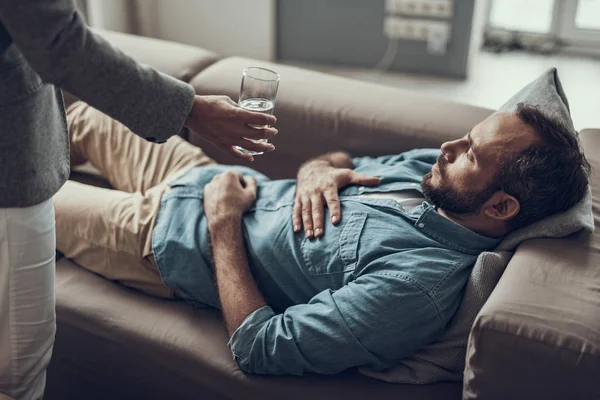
[292,50,600,132]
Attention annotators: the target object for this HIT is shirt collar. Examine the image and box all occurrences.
[412,203,502,254]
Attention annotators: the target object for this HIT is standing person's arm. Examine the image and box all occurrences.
[0,0,276,159]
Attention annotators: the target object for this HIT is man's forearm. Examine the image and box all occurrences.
[304,152,353,170]
[210,217,267,337]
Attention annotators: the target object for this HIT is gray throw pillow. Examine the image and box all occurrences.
[495,67,574,130]
[359,68,575,384]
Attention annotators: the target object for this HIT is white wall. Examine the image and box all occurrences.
[136,0,275,60]
[466,0,490,74]
[86,0,133,33]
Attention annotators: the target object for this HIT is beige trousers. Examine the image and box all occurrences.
[55,102,215,298]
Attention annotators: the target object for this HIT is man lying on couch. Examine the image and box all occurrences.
[56,100,589,376]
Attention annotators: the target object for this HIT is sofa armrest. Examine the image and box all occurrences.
[190,57,494,178]
[62,29,220,108]
[464,127,600,400]
[90,29,220,82]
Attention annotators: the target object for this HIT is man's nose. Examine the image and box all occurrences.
[441,138,466,163]
[440,140,456,163]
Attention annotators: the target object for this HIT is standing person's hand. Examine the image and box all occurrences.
[185,95,278,161]
[293,161,380,238]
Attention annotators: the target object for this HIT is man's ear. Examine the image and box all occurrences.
[483,191,520,221]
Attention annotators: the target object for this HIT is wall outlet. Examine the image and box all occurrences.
[384,17,426,40]
[385,0,453,19]
[427,21,451,55]
[384,16,450,42]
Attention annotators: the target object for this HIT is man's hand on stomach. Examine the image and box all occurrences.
[293,154,380,239]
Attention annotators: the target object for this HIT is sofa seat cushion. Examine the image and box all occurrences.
[47,258,461,400]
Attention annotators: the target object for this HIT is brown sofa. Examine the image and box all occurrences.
[46,30,600,400]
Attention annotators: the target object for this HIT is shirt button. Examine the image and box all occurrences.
[418,223,425,228]
[358,186,365,192]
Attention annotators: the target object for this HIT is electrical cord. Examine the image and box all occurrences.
[375,38,400,71]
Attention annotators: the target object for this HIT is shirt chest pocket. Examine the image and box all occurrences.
[301,212,367,275]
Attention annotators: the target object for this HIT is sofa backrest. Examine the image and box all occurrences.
[62,29,220,108]
[189,56,493,179]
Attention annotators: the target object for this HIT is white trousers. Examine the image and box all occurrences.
[0,199,56,400]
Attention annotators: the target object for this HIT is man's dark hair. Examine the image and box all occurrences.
[495,102,591,231]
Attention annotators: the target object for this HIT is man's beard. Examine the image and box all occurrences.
[421,156,499,215]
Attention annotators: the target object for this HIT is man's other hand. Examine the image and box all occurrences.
[293,161,380,239]
[204,172,257,225]
[186,96,278,161]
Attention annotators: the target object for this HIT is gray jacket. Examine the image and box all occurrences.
[0,0,195,207]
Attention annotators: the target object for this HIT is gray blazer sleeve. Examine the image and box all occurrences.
[0,0,195,142]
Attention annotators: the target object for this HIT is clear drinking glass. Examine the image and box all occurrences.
[235,67,280,156]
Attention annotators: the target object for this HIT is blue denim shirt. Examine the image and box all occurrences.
[151,149,501,375]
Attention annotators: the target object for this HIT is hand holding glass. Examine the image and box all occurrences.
[235,67,280,156]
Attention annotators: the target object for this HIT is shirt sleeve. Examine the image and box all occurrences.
[353,149,442,169]
[228,273,444,375]
[0,0,195,143]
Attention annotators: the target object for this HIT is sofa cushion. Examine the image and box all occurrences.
[47,258,461,400]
